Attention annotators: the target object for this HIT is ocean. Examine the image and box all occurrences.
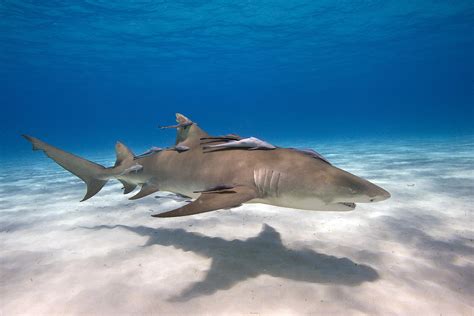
[1,1,473,315]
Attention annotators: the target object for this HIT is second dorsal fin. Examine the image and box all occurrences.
[115,142,134,167]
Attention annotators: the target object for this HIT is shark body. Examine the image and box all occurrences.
[23,113,390,217]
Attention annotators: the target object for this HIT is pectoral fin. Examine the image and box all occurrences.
[153,186,257,218]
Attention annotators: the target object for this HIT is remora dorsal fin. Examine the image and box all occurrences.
[115,142,134,166]
[153,186,257,218]
[129,183,160,200]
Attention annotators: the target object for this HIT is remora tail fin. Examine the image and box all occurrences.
[22,135,109,201]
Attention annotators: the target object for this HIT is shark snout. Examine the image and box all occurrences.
[330,169,391,205]
[345,180,390,204]
[367,185,391,202]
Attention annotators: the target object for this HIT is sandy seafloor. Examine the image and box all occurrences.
[1,137,473,315]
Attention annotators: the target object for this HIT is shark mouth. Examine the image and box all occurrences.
[338,202,356,209]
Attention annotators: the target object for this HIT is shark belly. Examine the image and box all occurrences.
[249,196,355,212]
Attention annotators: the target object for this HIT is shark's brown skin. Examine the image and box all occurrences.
[23,113,390,217]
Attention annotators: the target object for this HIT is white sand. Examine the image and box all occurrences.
[1,138,473,315]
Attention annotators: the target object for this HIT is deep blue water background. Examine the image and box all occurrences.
[1,1,473,158]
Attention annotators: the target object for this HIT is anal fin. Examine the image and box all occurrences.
[129,183,160,200]
[153,186,257,218]
[119,180,137,194]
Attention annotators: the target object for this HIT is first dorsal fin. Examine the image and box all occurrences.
[174,113,209,146]
[160,113,209,147]
[176,113,192,125]
[115,142,134,167]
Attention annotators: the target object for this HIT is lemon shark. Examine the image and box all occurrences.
[23,113,390,217]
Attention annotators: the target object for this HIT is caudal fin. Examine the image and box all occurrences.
[22,135,109,201]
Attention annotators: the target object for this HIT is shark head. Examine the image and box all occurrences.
[274,157,390,212]
[323,166,391,210]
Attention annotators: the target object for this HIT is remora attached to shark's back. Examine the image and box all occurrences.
[23,113,390,217]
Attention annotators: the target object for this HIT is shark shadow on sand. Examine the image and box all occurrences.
[84,224,379,301]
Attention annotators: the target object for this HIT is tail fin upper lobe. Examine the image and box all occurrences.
[22,135,108,201]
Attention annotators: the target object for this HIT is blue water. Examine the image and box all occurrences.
[1,2,474,314]
[1,1,473,157]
